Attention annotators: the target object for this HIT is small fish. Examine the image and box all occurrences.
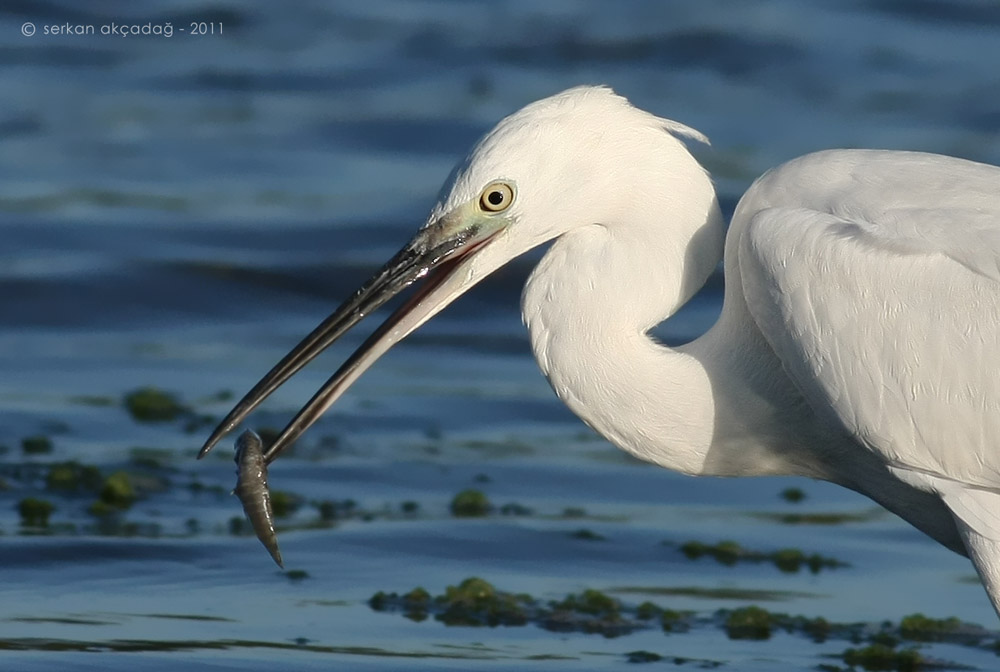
[233,430,283,567]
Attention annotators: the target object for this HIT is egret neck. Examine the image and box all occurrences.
[521,134,844,482]
[522,141,733,475]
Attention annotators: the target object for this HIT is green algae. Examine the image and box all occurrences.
[610,585,823,602]
[842,643,923,671]
[404,587,431,606]
[368,591,390,611]
[21,435,53,455]
[18,497,55,526]
[373,579,641,637]
[97,472,136,510]
[898,613,961,642]
[722,608,840,644]
[373,578,531,627]
[804,616,833,643]
[0,455,179,533]
[660,609,688,633]
[635,601,660,620]
[269,491,300,518]
[551,588,620,617]
[450,489,492,517]
[780,487,807,503]
[439,578,530,627]
[123,387,189,423]
[46,461,102,492]
[626,601,693,633]
[88,471,138,517]
[723,605,774,640]
[401,500,420,514]
[367,575,989,666]
[679,540,743,565]
[677,539,848,573]
[625,650,662,663]
[750,508,885,525]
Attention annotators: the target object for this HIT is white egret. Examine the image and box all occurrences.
[200,86,1000,615]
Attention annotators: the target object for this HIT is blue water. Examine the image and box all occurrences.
[3,1,1000,669]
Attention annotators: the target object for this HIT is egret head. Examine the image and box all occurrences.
[199,86,709,461]
[431,86,709,269]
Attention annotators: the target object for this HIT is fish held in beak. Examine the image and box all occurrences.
[233,430,282,567]
[199,205,507,465]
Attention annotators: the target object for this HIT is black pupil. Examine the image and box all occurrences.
[487,190,504,206]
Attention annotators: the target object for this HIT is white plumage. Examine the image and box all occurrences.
[203,86,1000,616]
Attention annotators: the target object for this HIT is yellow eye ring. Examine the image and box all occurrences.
[479,182,515,213]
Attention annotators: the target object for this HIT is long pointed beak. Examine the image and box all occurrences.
[199,209,503,463]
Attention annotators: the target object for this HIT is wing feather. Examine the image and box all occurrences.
[738,199,1000,497]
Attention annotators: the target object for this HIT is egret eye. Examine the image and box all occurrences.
[479,182,514,213]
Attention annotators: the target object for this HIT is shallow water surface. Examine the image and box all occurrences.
[3,1,1000,670]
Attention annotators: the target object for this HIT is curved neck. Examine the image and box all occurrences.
[521,150,841,478]
[522,162,733,474]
